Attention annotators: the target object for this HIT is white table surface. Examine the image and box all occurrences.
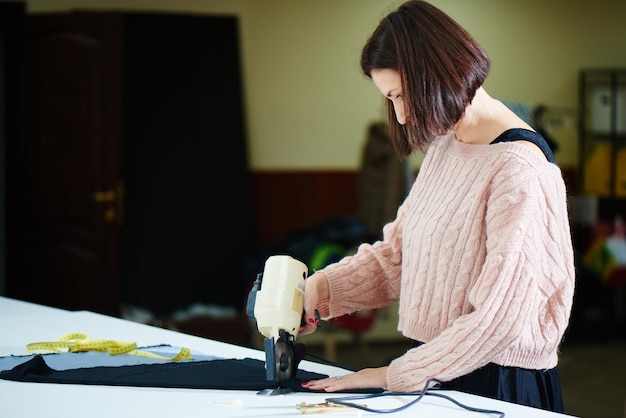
[0,296,576,417]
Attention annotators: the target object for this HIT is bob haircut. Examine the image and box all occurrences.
[361,0,490,156]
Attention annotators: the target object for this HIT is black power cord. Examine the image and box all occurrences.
[303,349,507,418]
[325,379,506,416]
[304,349,357,372]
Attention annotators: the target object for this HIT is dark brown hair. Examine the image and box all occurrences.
[361,0,490,156]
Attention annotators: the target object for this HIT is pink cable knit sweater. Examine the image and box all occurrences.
[316,132,575,392]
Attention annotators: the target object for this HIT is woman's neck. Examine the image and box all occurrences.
[452,87,531,144]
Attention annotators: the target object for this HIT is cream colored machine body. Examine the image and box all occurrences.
[246,255,308,382]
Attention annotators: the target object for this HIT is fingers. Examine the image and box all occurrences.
[301,272,326,335]
[302,275,320,316]
[301,375,348,392]
[298,308,318,334]
[301,367,388,392]
[298,317,318,336]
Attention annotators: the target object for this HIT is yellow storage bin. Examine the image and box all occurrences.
[584,146,626,197]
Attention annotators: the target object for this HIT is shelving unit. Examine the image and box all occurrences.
[576,69,626,346]
[579,69,626,221]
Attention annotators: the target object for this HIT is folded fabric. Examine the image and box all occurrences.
[0,354,382,393]
[0,345,217,372]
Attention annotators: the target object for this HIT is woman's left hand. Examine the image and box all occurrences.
[301,366,388,392]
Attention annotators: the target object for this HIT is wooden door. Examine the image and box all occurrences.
[8,14,123,315]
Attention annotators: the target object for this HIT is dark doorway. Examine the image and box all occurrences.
[0,2,25,297]
[6,11,255,317]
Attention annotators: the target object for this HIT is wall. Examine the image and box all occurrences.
[8,0,625,345]
[13,0,626,172]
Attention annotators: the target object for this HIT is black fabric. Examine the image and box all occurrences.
[490,128,556,164]
[0,355,382,394]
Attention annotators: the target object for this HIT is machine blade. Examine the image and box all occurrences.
[273,340,295,382]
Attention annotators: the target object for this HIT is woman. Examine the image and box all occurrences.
[299,0,575,413]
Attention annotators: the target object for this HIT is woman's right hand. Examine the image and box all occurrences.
[299,271,329,335]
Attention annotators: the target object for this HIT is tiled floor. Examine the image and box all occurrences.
[302,338,626,418]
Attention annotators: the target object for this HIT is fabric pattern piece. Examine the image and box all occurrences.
[0,354,382,394]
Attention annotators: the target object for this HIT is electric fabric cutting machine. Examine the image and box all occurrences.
[246,255,309,382]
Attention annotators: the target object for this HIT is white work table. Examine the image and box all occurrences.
[0,296,576,417]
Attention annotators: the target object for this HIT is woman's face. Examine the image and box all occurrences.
[371,68,406,125]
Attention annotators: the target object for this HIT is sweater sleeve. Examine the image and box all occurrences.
[314,198,408,319]
[386,160,574,391]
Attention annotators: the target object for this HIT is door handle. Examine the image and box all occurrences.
[92,183,124,225]
[92,189,116,203]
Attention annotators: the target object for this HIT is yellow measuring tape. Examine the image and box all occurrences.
[27,333,192,361]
